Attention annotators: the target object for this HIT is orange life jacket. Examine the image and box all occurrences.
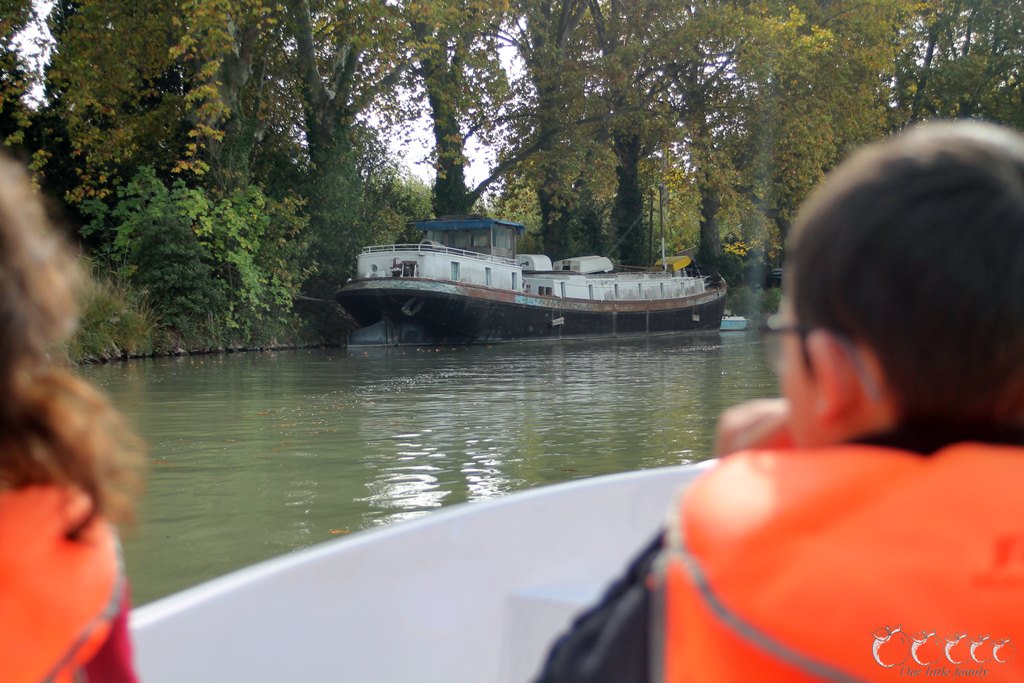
[652,442,1024,682]
[0,486,121,683]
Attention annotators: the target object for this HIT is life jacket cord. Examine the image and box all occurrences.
[672,538,868,683]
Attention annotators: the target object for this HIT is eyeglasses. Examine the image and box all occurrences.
[760,313,812,374]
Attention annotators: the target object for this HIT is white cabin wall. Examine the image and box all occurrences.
[356,248,706,301]
[356,250,522,290]
[521,273,706,301]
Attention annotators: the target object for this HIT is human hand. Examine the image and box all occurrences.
[714,398,794,457]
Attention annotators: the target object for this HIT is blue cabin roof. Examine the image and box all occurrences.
[415,217,526,234]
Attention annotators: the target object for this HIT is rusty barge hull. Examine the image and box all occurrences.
[336,278,728,346]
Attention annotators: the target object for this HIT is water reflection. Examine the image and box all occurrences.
[79,332,776,604]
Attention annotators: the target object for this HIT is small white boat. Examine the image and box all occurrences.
[130,463,710,683]
[720,315,748,331]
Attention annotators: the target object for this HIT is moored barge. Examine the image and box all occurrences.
[336,217,726,346]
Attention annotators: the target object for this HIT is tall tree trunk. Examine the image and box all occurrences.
[698,180,721,262]
[288,0,356,170]
[534,82,573,259]
[208,21,263,193]
[539,165,572,259]
[610,132,645,265]
[424,55,473,216]
[517,0,589,260]
[910,27,939,122]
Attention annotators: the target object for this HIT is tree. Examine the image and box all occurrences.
[895,0,1024,129]
[663,0,753,261]
[171,0,288,190]
[740,0,911,239]
[586,0,679,266]
[45,0,190,202]
[82,166,309,342]
[406,0,509,216]
[663,0,910,263]
[0,0,36,152]
[500,0,592,259]
[286,0,409,171]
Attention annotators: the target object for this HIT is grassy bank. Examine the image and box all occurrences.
[64,266,335,364]
[65,268,155,363]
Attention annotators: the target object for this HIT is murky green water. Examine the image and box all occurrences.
[78,332,776,605]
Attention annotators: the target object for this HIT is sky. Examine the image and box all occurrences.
[14,0,53,105]
[387,110,496,188]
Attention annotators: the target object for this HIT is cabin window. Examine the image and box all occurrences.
[638,283,644,297]
[450,231,469,249]
[614,283,620,297]
[660,282,665,295]
[472,232,491,248]
[588,284,594,299]
[495,228,511,250]
[512,272,518,290]
[485,267,492,286]
[560,282,566,298]
[451,262,460,281]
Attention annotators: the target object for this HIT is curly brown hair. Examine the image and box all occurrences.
[0,156,142,533]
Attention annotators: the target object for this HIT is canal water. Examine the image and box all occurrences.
[78,332,777,605]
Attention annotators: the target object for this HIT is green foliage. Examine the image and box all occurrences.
[501,0,593,259]
[196,185,310,334]
[894,0,1024,128]
[759,286,783,317]
[0,0,35,150]
[297,152,373,297]
[653,162,701,255]
[701,251,744,288]
[45,0,189,201]
[659,0,914,259]
[82,167,308,345]
[725,286,781,321]
[94,168,226,337]
[568,179,608,257]
[14,0,1024,356]
[587,0,680,266]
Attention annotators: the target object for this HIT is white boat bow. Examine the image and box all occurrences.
[131,461,712,683]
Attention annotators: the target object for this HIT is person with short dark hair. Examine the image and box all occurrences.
[0,155,143,682]
[534,121,1024,682]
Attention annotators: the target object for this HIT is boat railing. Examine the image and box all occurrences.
[362,243,518,266]
[586,271,699,282]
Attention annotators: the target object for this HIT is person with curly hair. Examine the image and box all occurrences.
[0,155,143,683]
